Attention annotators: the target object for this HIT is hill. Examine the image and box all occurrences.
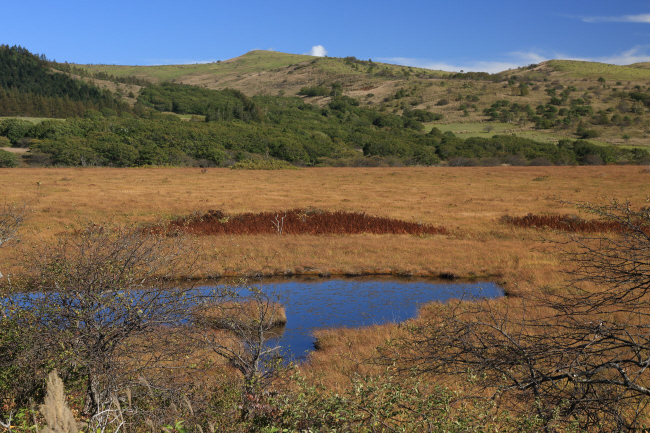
[67,50,449,97]
[3,46,650,167]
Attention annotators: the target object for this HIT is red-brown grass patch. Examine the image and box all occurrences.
[500,213,622,233]
[160,208,447,236]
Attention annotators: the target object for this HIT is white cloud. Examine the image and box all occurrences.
[376,45,650,74]
[589,45,650,64]
[583,13,650,23]
[305,45,328,57]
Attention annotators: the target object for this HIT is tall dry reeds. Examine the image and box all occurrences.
[39,370,78,433]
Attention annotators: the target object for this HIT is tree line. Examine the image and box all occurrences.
[0,45,133,118]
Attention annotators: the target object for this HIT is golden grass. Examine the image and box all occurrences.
[194,300,287,330]
[303,323,404,392]
[1,165,646,294]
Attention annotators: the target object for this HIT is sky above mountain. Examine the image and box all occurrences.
[3,0,649,73]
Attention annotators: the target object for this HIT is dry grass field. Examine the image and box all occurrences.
[2,165,647,295]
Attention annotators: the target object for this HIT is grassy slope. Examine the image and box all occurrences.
[629,62,650,70]
[72,51,315,82]
[72,50,447,83]
[516,60,650,81]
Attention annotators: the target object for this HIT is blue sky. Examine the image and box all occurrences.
[2,0,650,73]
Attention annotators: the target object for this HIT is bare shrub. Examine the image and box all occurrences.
[479,157,502,167]
[528,157,554,166]
[582,154,603,165]
[5,223,211,424]
[192,287,286,417]
[448,157,479,167]
[504,154,528,166]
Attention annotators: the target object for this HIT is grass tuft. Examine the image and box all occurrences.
[195,300,287,330]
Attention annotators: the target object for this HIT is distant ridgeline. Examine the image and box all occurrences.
[0,46,648,168]
[0,45,132,118]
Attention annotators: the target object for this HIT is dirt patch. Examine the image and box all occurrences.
[1,147,28,154]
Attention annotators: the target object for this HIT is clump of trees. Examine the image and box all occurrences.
[0,149,19,167]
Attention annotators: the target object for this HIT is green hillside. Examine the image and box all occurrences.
[545,60,650,81]
[628,62,650,70]
[69,50,450,84]
[71,51,316,83]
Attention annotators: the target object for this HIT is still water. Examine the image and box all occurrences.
[197,277,503,360]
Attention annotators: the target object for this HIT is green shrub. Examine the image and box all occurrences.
[230,159,300,170]
[298,86,330,97]
[0,149,20,167]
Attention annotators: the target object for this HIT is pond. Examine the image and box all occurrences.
[3,277,503,362]
[196,277,504,361]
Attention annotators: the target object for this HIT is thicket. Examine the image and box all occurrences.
[138,83,263,122]
[0,149,19,167]
[1,109,646,167]
[501,213,626,232]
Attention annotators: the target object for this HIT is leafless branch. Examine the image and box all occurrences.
[191,285,286,417]
[1,222,222,425]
